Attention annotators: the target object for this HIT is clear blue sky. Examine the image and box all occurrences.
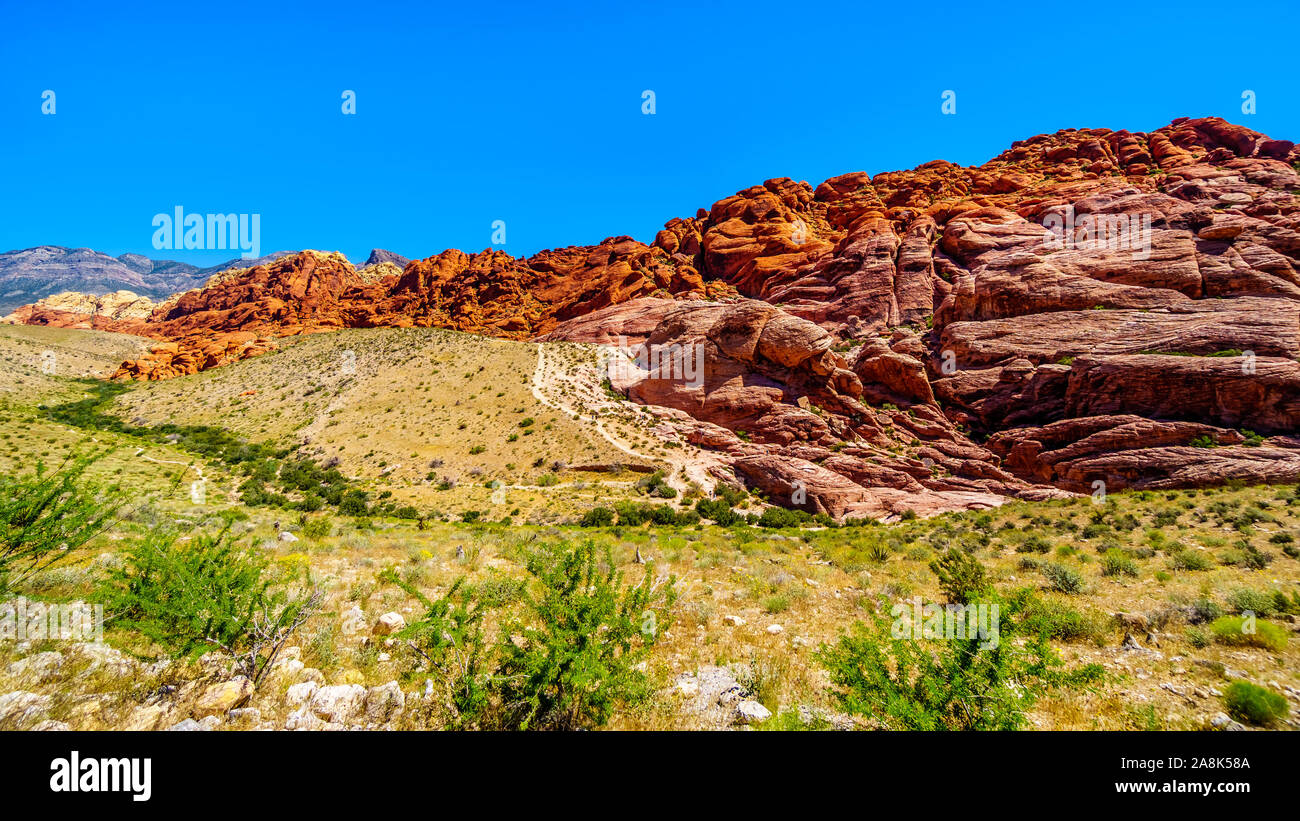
[2,0,1297,266]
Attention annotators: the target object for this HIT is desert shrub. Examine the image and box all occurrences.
[300,516,333,541]
[471,571,526,608]
[1081,523,1110,539]
[1275,589,1300,615]
[757,506,809,529]
[1209,616,1288,652]
[1223,681,1289,727]
[696,498,738,526]
[1171,549,1213,571]
[1226,588,1280,616]
[381,571,491,728]
[338,490,370,517]
[579,506,615,527]
[1239,543,1274,570]
[1041,562,1085,594]
[1151,509,1180,528]
[613,501,650,526]
[736,653,789,713]
[635,471,676,498]
[1016,534,1052,554]
[817,604,1097,731]
[0,452,121,592]
[493,540,677,730]
[929,548,989,604]
[1101,549,1139,577]
[763,595,790,613]
[674,509,701,526]
[1187,597,1224,624]
[1185,626,1210,648]
[1011,593,1108,645]
[100,526,320,685]
[640,505,670,526]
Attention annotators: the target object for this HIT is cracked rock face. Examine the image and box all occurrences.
[13,116,1300,516]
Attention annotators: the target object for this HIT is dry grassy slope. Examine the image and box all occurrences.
[106,326,696,519]
[0,325,233,507]
[0,325,152,403]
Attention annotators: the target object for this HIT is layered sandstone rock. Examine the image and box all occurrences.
[987,415,1300,492]
[3,290,158,325]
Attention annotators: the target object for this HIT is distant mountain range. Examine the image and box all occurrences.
[0,247,406,315]
[0,246,201,315]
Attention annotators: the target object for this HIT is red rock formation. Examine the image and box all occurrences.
[986,415,1300,492]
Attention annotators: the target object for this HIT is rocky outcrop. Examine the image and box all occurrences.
[987,415,1300,492]
[111,333,277,380]
[599,299,1045,517]
[2,290,158,325]
[352,236,733,337]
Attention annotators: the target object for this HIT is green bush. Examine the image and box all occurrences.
[300,516,333,541]
[99,526,319,685]
[929,548,989,604]
[1101,549,1139,577]
[1016,534,1052,554]
[0,452,121,592]
[1187,596,1223,624]
[1012,593,1108,645]
[1226,588,1279,616]
[1223,681,1289,727]
[380,571,491,728]
[1041,562,1085,594]
[817,609,1060,731]
[635,471,676,499]
[1171,549,1213,571]
[339,490,370,517]
[1209,615,1288,652]
[579,506,615,527]
[696,498,738,526]
[715,484,747,507]
[757,506,812,529]
[494,540,677,730]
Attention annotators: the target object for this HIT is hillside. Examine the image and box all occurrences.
[105,325,727,520]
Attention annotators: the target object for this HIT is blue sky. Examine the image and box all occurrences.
[1,0,1297,266]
